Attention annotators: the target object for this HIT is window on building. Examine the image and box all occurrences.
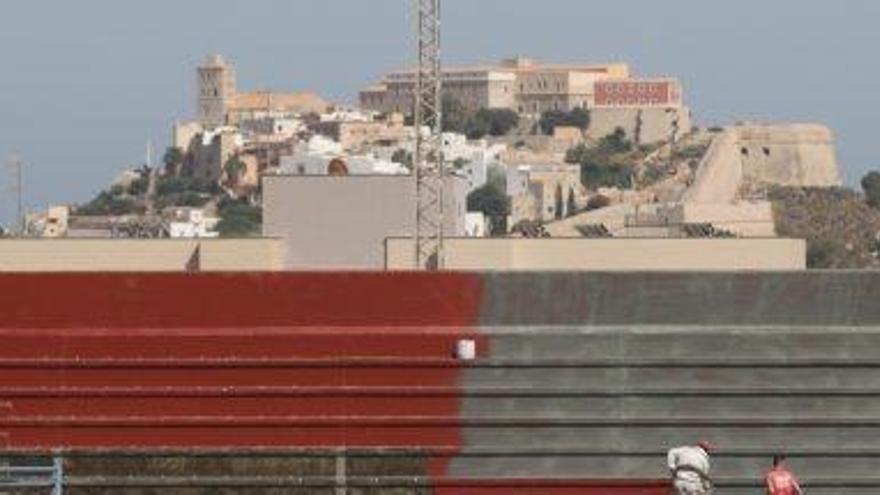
[741,148,749,157]
[763,147,771,157]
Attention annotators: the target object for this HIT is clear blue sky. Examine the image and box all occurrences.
[1,0,878,226]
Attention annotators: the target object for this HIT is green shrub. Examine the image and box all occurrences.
[539,108,591,135]
[586,194,612,211]
[467,182,510,235]
[861,171,880,208]
[216,199,262,237]
[581,163,633,189]
[441,96,520,139]
[77,191,138,216]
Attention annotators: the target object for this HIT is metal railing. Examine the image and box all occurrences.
[0,456,63,494]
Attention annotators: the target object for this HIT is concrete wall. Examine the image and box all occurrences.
[386,238,806,272]
[451,325,880,494]
[0,239,283,272]
[664,201,777,237]
[198,239,284,271]
[264,175,468,270]
[455,271,880,493]
[588,106,692,145]
[264,176,415,271]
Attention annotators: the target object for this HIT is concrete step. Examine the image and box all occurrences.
[478,272,880,326]
[448,454,880,479]
[459,395,880,418]
[459,425,880,449]
[484,331,880,360]
[461,366,879,389]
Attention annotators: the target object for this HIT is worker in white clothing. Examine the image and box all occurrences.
[667,441,714,494]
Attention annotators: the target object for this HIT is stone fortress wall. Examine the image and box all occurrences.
[686,124,842,204]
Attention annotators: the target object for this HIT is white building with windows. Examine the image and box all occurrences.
[167,208,219,239]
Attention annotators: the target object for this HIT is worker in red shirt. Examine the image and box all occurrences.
[765,454,803,495]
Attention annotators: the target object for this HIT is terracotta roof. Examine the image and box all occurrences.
[230,91,329,114]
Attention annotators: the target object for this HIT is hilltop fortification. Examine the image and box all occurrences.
[686,123,842,203]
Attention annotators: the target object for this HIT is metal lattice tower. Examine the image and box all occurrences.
[414,0,444,270]
[4,155,24,236]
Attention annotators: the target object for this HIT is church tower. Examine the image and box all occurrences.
[197,54,237,128]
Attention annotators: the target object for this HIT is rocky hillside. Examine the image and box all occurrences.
[770,186,880,269]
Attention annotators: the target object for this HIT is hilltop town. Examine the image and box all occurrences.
[10,54,880,270]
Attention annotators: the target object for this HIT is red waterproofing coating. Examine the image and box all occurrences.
[0,273,671,493]
[0,273,487,485]
[0,272,484,328]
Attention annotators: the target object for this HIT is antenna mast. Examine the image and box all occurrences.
[414,0,445,270]
[5,156,24,236]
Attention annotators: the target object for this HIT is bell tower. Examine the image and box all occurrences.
[197,54,237,128]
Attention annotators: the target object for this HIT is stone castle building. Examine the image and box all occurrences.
[196,55,330,128]
[360,57,632,117]
[360,57,691,144]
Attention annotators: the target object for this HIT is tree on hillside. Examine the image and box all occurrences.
[441,97,520,139]
[567,186,577,217]
[539,108,590,135]
[442,95,469,133]
[216,198,262,238]
[486,164,507,190]
[163,147,185,175]
[463,117,490,140]
[466,109,520,139]
[599,127,633,154]
[565,128,635,190]
[554,184,564,220]
[771,186,880,269]
[862,171,880,208]
[580,163,633,190]
[467,182,510,236]
[390,149,413,170]
[224,156,247,187]
[77,191,138,216]
[157,176,218,196]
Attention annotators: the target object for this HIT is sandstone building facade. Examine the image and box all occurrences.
[360,57,691,144]
[197,55,330,128]
[360,57,631,117]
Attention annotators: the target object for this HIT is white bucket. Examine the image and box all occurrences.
[456,339,477,361]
